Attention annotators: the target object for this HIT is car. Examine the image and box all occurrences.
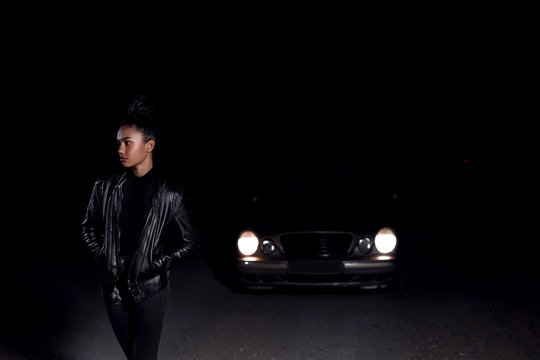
[222,164,404,291]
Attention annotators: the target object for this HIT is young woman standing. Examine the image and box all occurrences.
[81,94,198,359]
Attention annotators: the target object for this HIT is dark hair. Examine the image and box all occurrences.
[120,94,162,151]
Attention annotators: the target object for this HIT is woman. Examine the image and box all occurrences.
[81,94,198,360]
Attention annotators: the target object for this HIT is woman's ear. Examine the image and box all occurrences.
[146,139,155,153]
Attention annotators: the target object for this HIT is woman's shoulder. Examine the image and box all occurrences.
[158,176,186,195]
[94,171,127,186]
[155,174,192,203]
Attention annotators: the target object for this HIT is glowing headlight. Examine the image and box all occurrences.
[238,230,259,256]
[374,227,397,254]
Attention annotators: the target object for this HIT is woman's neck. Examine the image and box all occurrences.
[132,161,153,178]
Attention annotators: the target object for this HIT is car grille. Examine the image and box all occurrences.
[279,232,354,259]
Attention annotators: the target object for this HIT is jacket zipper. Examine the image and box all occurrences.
[128,186,162,298]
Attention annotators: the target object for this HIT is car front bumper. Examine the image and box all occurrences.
[236,255,397,289]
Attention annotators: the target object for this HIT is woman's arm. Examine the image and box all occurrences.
[154,192,199,272]
[81,179,105,261]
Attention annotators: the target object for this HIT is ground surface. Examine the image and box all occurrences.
[2,248,539,360]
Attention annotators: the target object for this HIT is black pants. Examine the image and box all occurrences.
[104,259,170,360]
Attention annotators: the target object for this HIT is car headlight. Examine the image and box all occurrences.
[238,230,259,256]
[374,227,397,254]
[261,238,275,255]
[357,237,373,255]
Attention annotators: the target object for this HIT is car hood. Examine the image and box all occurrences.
[236,199,395,236]
[227,165,398,236]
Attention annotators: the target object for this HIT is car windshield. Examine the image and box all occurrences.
[240,165,394,213]
[280,171,381,205]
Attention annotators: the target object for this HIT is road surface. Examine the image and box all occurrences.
[2,249,539,360]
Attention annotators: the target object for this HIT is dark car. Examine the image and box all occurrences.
[217,165,403,291]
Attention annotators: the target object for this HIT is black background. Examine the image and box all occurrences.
[2,10,538,360]
[5,16,535,278]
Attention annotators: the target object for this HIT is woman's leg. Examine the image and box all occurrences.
[129,286,170,360]
[104,293,131,358]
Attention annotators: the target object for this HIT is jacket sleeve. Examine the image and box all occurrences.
[154,192,199,272]
[81,178,105,261]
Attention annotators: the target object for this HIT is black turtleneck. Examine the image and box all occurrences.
[119,167,156,257]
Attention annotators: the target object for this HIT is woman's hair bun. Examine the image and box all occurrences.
[127,94,156,119]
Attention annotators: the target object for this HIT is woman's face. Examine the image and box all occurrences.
[117,125,154,169]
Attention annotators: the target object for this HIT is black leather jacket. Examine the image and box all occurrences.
[81,170,198,305]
